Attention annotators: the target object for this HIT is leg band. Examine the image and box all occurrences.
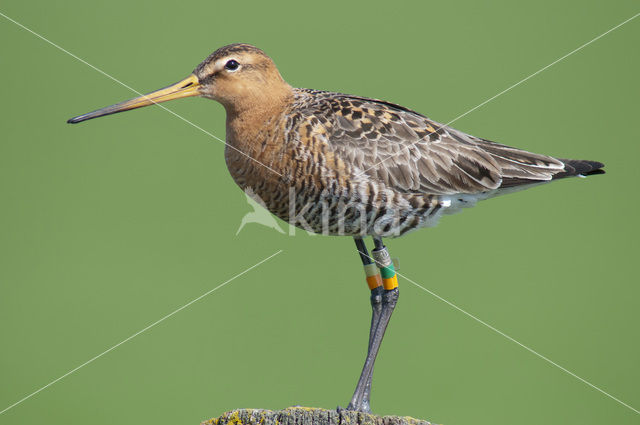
[363,263,383,290]
[371,246,398,290]
[380,264,398,290]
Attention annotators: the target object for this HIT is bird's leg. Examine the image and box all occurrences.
[347,237,384,412]
[347,237,399,412]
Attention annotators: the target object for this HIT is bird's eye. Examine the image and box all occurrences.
[224,60,240,71]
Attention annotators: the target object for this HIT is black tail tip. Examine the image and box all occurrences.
[583,168,605,176]
[560,159,605,177]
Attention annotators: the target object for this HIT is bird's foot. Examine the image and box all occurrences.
[339,401,371,413]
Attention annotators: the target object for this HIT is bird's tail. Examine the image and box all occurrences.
[553,159,605,180]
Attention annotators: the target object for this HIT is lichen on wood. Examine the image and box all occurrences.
[202,407,434,425]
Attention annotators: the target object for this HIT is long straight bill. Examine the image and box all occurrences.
[67,74,201,124]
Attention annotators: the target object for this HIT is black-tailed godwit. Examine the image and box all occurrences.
[68,43,604,412]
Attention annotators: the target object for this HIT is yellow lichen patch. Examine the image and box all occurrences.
[227,410,243,425]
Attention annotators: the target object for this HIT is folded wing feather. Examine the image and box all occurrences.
[321,95,565,195]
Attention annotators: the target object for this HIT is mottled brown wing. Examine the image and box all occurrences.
[316,95,565,195]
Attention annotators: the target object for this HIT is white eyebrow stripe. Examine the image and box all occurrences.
[214,57,240,72]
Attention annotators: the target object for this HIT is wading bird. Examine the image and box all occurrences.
[68,43,604,412]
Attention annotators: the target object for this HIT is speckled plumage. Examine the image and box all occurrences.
[211,45,603,237]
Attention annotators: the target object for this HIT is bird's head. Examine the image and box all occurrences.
[67,43,291,124]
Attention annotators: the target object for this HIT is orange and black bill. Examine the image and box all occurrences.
[67,74,201,124]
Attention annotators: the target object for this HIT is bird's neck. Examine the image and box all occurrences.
[223,82,294,192]
[224,82,293,151]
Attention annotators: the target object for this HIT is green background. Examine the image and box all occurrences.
[1,1,638,424]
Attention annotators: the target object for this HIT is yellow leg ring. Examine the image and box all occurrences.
[382,275,398,290]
